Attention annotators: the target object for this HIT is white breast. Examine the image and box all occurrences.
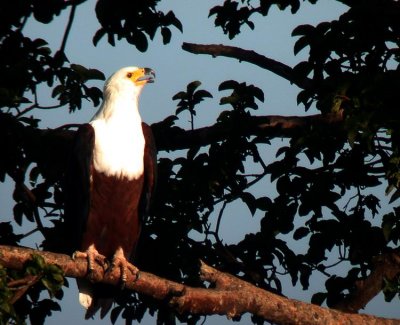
[90,114,145,180]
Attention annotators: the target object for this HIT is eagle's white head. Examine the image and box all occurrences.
[90,66,155,179]
[92,66,155,121]
[103,66,155,100]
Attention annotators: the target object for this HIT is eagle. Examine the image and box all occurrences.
[64,66,157,319]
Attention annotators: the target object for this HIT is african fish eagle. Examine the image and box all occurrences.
[64,66,157,319]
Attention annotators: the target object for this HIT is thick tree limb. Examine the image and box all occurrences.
[1,111,344,159]
[334,250,400,313]
[182,43,313,89]
[153,112,343,151]
[0,245,399,325]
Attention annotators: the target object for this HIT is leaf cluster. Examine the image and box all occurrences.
[0,255,64,325]
[172,81,212,129]
[209,0,318,39]
[94,0,182,51]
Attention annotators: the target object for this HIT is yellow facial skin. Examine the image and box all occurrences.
[126,68,155,86]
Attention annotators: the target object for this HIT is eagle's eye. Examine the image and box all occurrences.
[127,72,132,78]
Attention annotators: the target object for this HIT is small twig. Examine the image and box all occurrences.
[21,228,39,239]
[32,206,45,236]
[55,123,82,130]
[8,275,40,288]
[343,191,359,212]
[60,3,77,53]
[16,103,37,118]
[251,146,268,171]
[214,201,227,244]
[17,102,63,117]
[8,274,41,304]
[18,14,30,32]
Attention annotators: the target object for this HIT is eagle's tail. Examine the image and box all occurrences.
[77,279,113,319]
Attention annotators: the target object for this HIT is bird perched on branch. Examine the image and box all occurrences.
[64,66,157,318]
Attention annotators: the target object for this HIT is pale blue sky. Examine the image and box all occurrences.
[1,0,398,324]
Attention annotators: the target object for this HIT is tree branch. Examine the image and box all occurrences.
[8,275,41,304]
[153,112,344,151]
[59,3,77,53]
[182,43,313,89]
[0,245,399,325]
[1,111,344,160]
[334,250,400,313]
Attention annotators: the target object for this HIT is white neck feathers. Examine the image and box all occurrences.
[90,90,145,180]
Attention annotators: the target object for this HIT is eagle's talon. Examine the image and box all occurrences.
[73,246,107,278]
[108,249,139,287]
[133,270,140,282]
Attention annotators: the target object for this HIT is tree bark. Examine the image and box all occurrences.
[1,111,344,154]
[181,43,313,89]
[153,112,344,151]
[0,245,399,325]
[333,250,400,313]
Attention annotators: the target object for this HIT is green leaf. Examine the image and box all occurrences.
[164,11,183,32]
[92,28,106,46]
[33,38,48,47]
[51,85,65,98]
[291,24,314,37]
[13,204,23,226]
[293,36,309,55]
[194,89,213,100]
[293,227,309,240]
[256,197,271,211]
[87,69,105,80]
[70,64,88,76]
[311,292,327,305]
[293,61,313,78]
[240,192,257,216]
[382,212,396,242]
[187,80,201,94]
[389,189,400,204]
[131,30,148,52]
[161,27,172,44]
[252,86,264,102]
[172,91,187,101]
[111,305,123,324]
[300,265,312,289]
[218,80,238,91]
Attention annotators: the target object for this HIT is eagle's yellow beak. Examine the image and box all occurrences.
[135,67,155,85]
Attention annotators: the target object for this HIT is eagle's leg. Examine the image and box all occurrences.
[108,247,139,285]
[73,244,107,278]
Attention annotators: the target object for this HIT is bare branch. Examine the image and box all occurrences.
[0,245,399,325]
[60,3,77,53]
[182,43,313,89]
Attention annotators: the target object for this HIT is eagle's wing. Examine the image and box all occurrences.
[63,124,94,255]
[139,122,157,221]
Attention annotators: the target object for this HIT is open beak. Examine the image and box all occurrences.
[137,68,155,84]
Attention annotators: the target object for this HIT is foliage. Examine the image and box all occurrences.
[0,254,64,325]
[172,80,212,129]
[0,0,400,324]
[94,0,182,51]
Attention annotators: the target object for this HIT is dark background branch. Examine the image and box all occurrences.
[182,43,313,89]
[153,112,343,151]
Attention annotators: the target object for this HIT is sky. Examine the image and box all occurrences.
[1,0,399,324]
